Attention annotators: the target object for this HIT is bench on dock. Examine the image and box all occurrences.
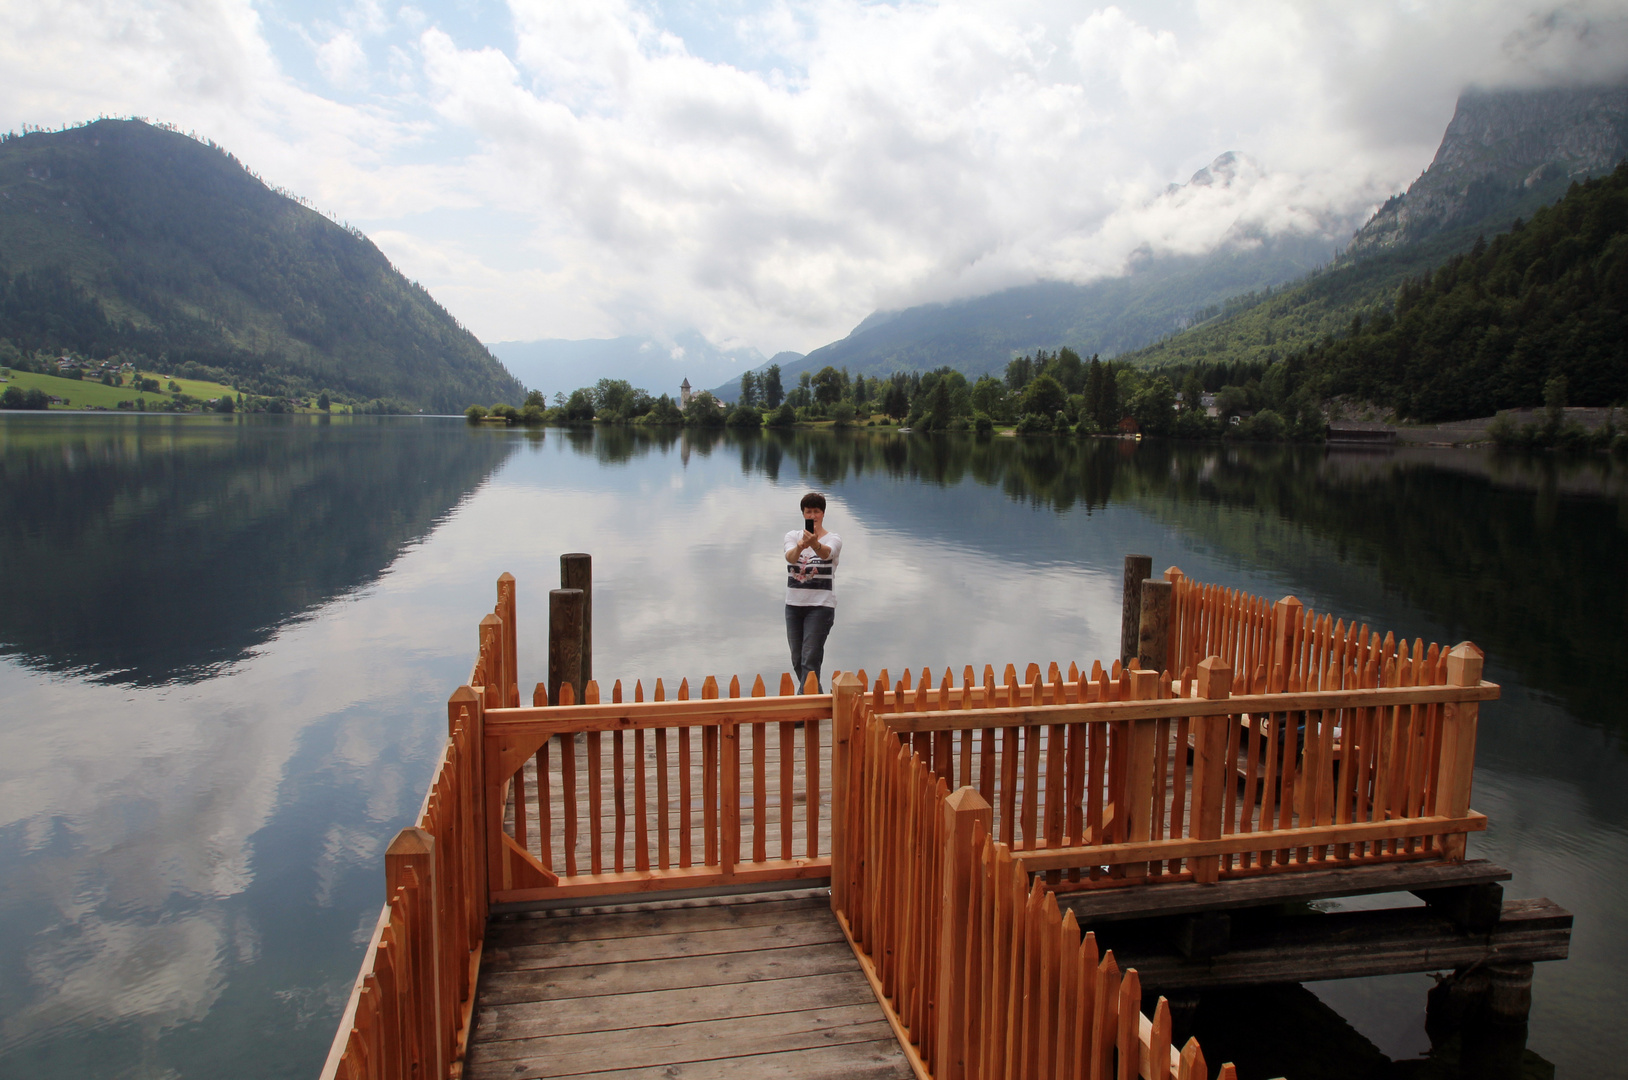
[320,566,1567,1080]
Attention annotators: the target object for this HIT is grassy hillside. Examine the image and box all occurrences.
[0,120,524,412]
[0,368,236,409]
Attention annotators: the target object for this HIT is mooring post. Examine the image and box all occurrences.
[1138,577,1173,674]
[549,588,585,708]
[561,553,592,685]
[1121,554,1154,667]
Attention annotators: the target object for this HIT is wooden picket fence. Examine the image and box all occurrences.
[832,678,1228,1079]
[322,566,1499,1080]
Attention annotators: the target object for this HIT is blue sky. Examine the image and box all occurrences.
[4,1,1627,355]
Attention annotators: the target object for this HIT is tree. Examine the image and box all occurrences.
[971,375,1007,419]
[739,370,759,408]
[318,391,330,411]
[563,388,596,422]
[1019,374,1067,419]
[464,404,488,423]
[726,402,762,428]
[1130,375,1176,436]
[881,375,911,420]
[684,390,724,427]
[853,374,869,407]
[594,378,638,419]
[812,365,848,406]
[642,393,683,425]
[1005,355,1035,392]
[761,364,784,408]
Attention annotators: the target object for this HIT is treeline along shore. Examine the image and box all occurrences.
[468,163,1628,451]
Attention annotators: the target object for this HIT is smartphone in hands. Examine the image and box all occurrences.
[804,518,816,535]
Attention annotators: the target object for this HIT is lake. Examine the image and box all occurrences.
[1,413,1624,1078]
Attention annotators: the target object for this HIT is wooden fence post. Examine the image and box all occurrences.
[1273,596,1303,683]
[1121,555,1154,667]
[1191,657,1232,885]
[1125,669,1161,880]
[479,614,505,708]
[561,554,592,686]
[386,826,445,1079]
[1139,579,1173,674]
[830,672,863,917]
[935,786,992,1080]
[448,685,488,936]
[497,573,517,708]
[1435,642,1485,861]
[548,588,585,708]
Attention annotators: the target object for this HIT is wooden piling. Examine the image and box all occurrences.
[561,554,592,685]
[548,588,585,708]
[1138,578,1173,674]
[1122,555,1153,667]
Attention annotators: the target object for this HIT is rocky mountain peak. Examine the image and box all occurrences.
[1346,82,1628,257]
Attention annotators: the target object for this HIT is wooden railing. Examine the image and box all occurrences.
[323,566,1498,1079]
[480,672,835,903]
[832,674,1230,1080]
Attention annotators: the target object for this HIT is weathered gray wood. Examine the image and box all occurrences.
[488,918,846,970]
[486,894,830,948]
[468,886,909,1079]
[466,1004,895,1075]
[1122,554,1153,666]
[476,941,861,1004]
[1103,897,1570,990]
[561,553,592,684]
[475,970,878,1040]
[549,588,585,706]
[538,1038,914,1080]
[1058,859,1512,923]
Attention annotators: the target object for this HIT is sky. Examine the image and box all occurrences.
[3,0,1628,357]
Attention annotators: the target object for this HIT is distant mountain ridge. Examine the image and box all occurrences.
[489,331,796,400]
[0,119,523,412]
[709,154,1350,396]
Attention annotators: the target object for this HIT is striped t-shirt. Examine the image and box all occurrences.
[784,530,842,607]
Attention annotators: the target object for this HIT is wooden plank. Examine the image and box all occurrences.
[486,696,833,733]
[489,917,851,971]
[754,723,768,864]
[515,1040,913,1080]
[1057,859,1512,923]
[477,939,863,1005]
[1014,813,1487,873]
[1098,897,1571,990]
[466,1004,899,1075]
[588,731,604,874]
[491,859,832,905]
[486,895,846,947]
[781,722,797,861]
[878,682,1500,733]
[656,729,670,871]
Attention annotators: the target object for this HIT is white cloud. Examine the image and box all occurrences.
[3,0,1627,353]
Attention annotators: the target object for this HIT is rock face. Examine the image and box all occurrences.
[1347,83,1628,257]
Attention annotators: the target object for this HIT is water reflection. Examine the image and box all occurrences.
[0,420,1620,1079]
[0,414,517,685]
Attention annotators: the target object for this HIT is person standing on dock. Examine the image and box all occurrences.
[784,492,841,692]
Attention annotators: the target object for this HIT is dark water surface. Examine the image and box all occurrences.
[1,414,1623,1078]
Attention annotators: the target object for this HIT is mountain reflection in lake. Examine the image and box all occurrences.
[0,416,1623,1079]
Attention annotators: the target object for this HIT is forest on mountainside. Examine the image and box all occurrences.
[1218,163,1628,422]
[0,120,523,412]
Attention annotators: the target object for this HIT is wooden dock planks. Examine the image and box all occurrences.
[467,890,912,1080]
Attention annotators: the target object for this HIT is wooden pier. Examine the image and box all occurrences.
[321,563,1570,1080]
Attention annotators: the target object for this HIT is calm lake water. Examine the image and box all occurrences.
[1,413,1624,1079]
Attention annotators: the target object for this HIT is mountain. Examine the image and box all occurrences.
[716,154,1348,390]
[1348,83,1628,258]
[1120,81,1628,375]
[0,119,523,412]
[490,331,786,401]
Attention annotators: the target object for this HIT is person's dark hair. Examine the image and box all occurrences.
[800,492,826,512]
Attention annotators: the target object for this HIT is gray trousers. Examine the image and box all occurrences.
[785,604,835,693]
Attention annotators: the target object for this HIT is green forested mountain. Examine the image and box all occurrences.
[0,119,523,411]
[1237,163,1628,421]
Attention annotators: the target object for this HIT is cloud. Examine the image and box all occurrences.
[3,1,1627,353]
